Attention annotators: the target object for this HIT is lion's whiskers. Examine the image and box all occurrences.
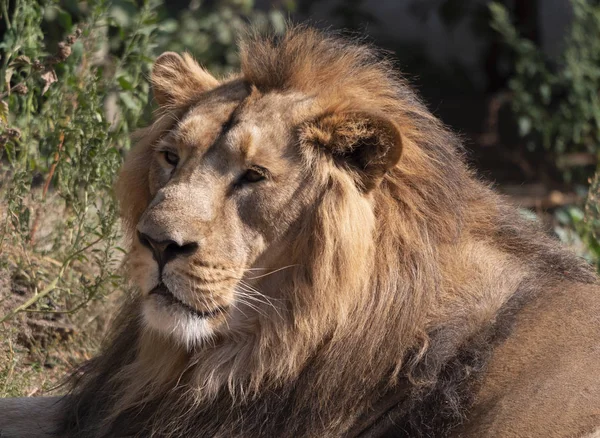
[229,301,252,320]
[242,264,300,280]
[236,282,284,320]
[230,287,271,319]
[231,299,266,319]
[234,292,274,316]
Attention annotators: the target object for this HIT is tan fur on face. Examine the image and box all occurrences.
[58,26,599,438]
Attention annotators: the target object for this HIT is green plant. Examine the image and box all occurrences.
[155,0,288,76]
[490,0,600,179]
[0,0,287,321]
[0,0,152,321]
[490,0,600,268]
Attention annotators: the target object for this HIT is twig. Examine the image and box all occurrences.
[0,277,59,323]
[26,387,40,397]
[0,236,104,322]
[0,82,28,100]
[479,91,512,147]
[29,131,65,245]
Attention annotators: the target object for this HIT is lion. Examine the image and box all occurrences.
[1,26,599,438]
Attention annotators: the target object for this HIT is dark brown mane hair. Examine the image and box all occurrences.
[59,26,596,438]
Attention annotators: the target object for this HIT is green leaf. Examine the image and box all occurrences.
[57,8,73,31]
[110,5,131,28]
[119,92,139,111]
[159,18,178,33]
[0,100,8,125]
[117,76,134,91]
[9,56,30,67]
[539,84,551,104]
[269,10,286,34]
[518,117,532,136]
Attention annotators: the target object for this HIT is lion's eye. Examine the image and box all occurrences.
[163,151,179,167]
[239,166,267,184]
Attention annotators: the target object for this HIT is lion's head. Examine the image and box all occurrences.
[61,26,596,438]
[118,33,414,350]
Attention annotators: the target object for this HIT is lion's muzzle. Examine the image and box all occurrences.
[138,230,198,271]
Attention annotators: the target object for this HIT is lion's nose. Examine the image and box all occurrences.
[137,231,199,269]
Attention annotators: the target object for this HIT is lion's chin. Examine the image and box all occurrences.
[141,284,228,348]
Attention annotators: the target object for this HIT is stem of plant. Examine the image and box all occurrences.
[29,131,65,245]
[0,236,104,322]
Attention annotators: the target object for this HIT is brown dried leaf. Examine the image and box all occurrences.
[10,55,31,67]
[4,68,13,92]
[12,83,28,95]
[41,68,58,95]
[57,42,72,61]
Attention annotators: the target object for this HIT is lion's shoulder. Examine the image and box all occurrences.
[456,282,600,437]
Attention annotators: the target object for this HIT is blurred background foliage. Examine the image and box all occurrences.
[491,0,600,177]
[0,0,600,395]
[490,0,600,266]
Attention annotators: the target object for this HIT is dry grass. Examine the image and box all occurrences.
[0,193,123,398]
[0,258,121,397]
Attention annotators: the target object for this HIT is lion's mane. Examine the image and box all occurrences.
[59,27,596,438]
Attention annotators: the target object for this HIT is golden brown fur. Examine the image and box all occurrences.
[2,26,597,438]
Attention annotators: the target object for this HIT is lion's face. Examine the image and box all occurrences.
[121,52,402,348]
[132,89,318,346]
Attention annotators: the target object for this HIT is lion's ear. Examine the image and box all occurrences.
[301,112,403,191]
[151,52,219,107]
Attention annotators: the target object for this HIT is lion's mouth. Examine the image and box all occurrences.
[149,284,228,319]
